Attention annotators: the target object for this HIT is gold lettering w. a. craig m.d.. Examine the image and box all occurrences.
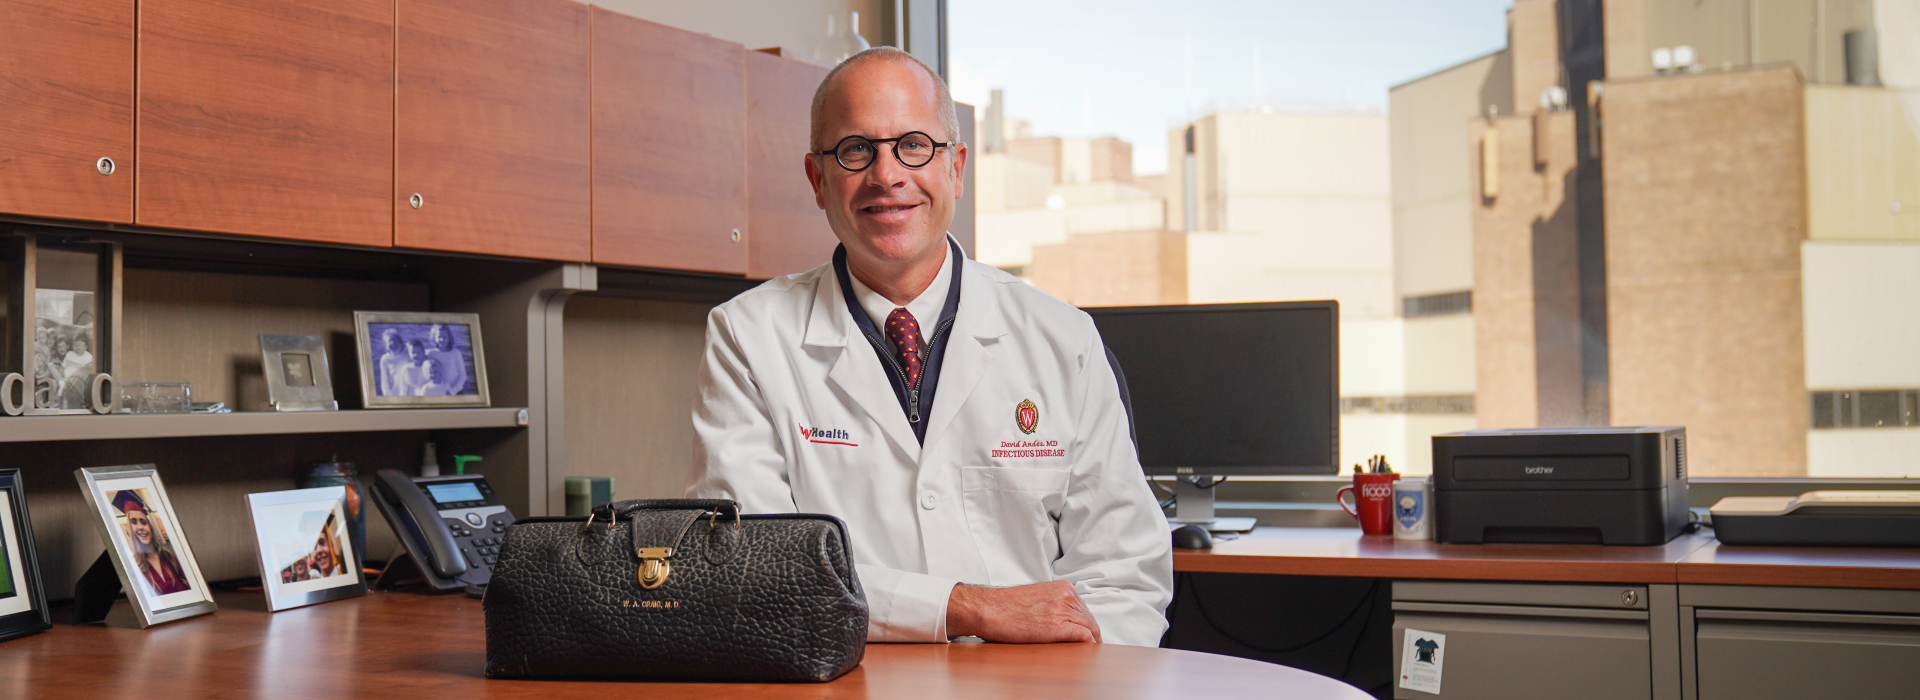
[621,600,681,609]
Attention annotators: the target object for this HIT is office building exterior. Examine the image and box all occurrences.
[1392,0,1916,476]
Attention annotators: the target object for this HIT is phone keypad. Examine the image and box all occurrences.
[445,518,509,570]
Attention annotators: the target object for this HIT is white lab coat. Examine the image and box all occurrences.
[688,251,1173,646]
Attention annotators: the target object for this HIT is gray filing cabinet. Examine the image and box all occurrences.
[1682,585,1920,700]
[1392,581,1680,699]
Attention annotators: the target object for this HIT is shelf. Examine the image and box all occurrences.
[0,407,529,443]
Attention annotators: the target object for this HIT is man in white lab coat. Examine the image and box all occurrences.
[688,47,1172,646]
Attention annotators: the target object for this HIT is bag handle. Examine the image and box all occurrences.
[590,498,739,520]
[582,499,740,590]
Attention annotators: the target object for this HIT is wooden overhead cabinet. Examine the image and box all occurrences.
[745,51,836,279]
[396,0,592,262]
[0,0,134,223]
[135,0,394,247]
[591,9,748,275]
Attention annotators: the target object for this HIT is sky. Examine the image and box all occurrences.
[948,0,1517,175]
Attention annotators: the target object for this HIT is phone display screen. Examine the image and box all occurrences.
[425,482,485,505]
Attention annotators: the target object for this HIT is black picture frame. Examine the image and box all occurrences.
[0,468,52,642]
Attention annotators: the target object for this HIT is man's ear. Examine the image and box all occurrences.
[950,141,968,200]
[804,152,827,210]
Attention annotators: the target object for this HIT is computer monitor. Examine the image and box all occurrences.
[1085,301,1340,530]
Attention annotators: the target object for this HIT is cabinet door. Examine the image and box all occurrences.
[591,9,747,274]
[1694,611,1920,700]
[0,0,133,223]
[745,51,836,280]
[136,0,393,247]
[1394,607,1652,699]
[396,0,591,262]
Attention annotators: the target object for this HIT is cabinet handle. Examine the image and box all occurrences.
[730,228,741,243]
[96,157,115,176]
[409,193,424,209]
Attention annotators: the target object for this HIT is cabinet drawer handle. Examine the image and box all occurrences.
[730,228,741,243]
[410,193,424,209]
[96,157,115,176]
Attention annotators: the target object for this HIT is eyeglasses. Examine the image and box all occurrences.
[816,132,953,172]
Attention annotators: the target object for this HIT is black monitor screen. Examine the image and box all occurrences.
[1086,301,1338,476]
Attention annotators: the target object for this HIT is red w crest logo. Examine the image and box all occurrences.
[1015,399,1039,434]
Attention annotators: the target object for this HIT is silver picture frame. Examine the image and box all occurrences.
[352,311,490,409]
[74,464,217,628]
[244,487,368,612]
[259,334,338,412]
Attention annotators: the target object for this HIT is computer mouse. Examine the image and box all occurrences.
[1171,524,1213,550]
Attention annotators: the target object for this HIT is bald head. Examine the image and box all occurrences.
[810,47,959,151]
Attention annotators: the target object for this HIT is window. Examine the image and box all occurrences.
[955,0,1918,478]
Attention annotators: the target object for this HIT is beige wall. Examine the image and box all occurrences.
[590,0,886,60]
[1603,66,1810,476]
[563,295,714,501]
[976,199,1165,269]
[1390,50,1511,300]
[1030,230,1187,306]
[1802,241,1920,390]
[1806,85,1920,242]
[1612,0,1877,82]
[1179,112,1394,316]
[1471,110,1582,429]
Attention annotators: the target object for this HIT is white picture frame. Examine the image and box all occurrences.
[245,487,368,611]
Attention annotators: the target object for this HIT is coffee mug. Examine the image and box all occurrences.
[1337,472,1401,536]
[1393,478,1432,540]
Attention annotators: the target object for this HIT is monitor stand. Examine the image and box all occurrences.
[1166,477,1257,533]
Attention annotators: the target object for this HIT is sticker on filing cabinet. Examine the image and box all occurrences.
[1399,628,1445,694]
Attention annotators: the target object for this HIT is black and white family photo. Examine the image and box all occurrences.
[368,323,477,397]
[33,289,96,411]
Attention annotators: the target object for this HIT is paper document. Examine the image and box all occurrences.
[1399,628,1445,694]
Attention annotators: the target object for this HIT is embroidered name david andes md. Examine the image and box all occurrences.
[797,423,858,447]
[993,440,1064,458]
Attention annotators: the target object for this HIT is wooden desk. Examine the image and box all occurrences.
[0,591,1371,699]
[1176,527,1716,583]
[1175,527,1920,590]
[1679,540,1920,589]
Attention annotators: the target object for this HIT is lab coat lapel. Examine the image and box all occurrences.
[921,263,1010,454]
[806,272,921,459]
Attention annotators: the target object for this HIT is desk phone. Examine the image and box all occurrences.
[371,469,515,591]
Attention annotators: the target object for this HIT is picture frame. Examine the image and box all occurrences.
[353,311,490,409]
[0,469,52,642]
[258,334,338,412]
[74,464,216,628]
[244,487,367,612]
[5,232,123,415]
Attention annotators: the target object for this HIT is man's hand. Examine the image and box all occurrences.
[945,581,1102,643]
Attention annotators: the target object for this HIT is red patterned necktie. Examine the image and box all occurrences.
[884,308,925,388]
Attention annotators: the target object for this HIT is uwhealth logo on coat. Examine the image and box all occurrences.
[797,423,858,447]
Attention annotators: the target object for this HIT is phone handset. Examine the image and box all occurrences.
[373,468,470,578]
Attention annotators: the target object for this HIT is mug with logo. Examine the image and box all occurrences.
[1393,478,1432,540]
[1337,472,1401,536]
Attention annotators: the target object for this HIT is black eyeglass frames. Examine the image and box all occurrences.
[815,132,953,172]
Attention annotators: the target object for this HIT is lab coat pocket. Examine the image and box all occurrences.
[960,466,1070,583]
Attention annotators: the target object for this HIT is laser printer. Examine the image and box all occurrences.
[1432,426,1689,545]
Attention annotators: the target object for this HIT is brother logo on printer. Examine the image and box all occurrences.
[1525,466,1553,475]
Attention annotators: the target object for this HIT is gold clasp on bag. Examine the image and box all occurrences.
[637,547,672,589]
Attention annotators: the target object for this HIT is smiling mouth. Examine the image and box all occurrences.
[862,204,918,214]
